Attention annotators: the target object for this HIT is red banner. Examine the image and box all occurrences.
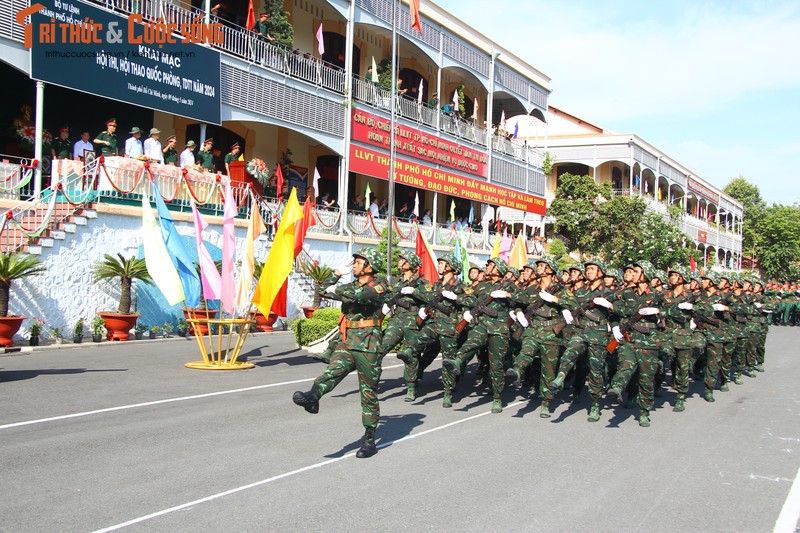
[351,109,488,178]
[697,230,707,243]
[349,145,546,215]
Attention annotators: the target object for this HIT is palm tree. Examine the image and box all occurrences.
[0,252,46,317]
[92,254,153,314]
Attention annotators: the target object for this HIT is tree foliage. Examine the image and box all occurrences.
[548,173,611,258]
[262,0,294,47]
[723,176,765,253]
[757,204,800,280]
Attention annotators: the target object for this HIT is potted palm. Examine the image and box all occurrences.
[298,259,336,318]
[93,253,153,341]
[249,260,279,331]
[0,252,46,346]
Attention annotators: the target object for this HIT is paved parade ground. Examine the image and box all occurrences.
[1,328,799,533]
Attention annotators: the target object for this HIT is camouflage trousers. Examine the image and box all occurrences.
[379,319,425,385]
[610,344,659,411]
[672,348,693,394]
[718,340,736,384]
[732,336,749,375]
[559,335,608,402]
[704,342,733,390]
[513,329,560,402]
[314,347,382,429]
[408,318,464,392]
[455,322,509,398]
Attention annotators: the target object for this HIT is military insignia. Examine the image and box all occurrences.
[374,284,385,294]
[425,285,433,292]
[464,287,474,295]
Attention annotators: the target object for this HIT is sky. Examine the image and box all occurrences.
[434,0,800,206]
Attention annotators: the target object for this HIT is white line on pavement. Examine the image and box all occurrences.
[92,399,525,532]
[0,363,404,431]
[774,466,800,533]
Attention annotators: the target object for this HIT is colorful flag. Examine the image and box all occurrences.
[253,188,304,317]
[635,174,641,189]
[415,223,438,284]
[245,0,255,31]
[452,89,459,110]
[468,204,474,225]
[312,167,321,196]
[491,232,500,259]
[220,180,236,315]
[500,110,506,131]
[409,0,422,34]
[499,227,512,260]
[690,255,697,273]
[449,199,455,222]
[371,56,379,82]
[513,121,519,139]
[153,181,201,308]
[453,229,470,282]
[191,200,222,300]
[294,195,317,258]
[141,193,184,306]
[413,191,420,218]
[234,199,264,310]
[508,230,528,269]
[316,23,325,56]
[472,99,479,122]
[365,182,372,209]
[417,78,424,104]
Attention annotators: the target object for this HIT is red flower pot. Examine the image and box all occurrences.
[0,316,26,347]
[97,312,140,341]
[182,308,219,335]
[301,306,318,319]
[250,310,278,332]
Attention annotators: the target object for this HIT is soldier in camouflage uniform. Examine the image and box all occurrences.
[550,259,614,422]
[729,274,753,384]
[292,247,388,458]
[443,258,526,413]
[716,273,739,390]
[692,272,732,402]
[507,256,573,418]
[379,251,431,402]
[606,261,665,427]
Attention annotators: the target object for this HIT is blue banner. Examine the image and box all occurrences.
[29,0,221,124]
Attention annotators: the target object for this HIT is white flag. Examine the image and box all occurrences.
[312,167,321,196]
[418,79,424,104]
[413,191,420,218]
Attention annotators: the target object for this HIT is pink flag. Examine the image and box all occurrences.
[472,98,479,122]
[316,23,324,56]
[499,227,512,260]
[452,88,459,110]
[418,79,424,104]
[221,180,236,314]
[191,200,222,300]
[312,167,321,196]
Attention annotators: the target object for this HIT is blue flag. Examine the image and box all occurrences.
[513,122,519,139]
[468,204,474,225]
[153,180,201,307]
[634,174,641,188]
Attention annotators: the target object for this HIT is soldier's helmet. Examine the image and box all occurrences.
[508,267,520,279]
[399,251,422,270]
[752,277,765,288]
[569,263,585,277]
[719,271,734,284]
[585,257,608,275]
[700,271,720,284]
[535,256,558,274]
[523,259,538,272]
[488,257,510,277]
[634,260,657,282]
[353,247,384,273]
[653,270,668,284]
[668,266,691,284]
[439,252,462,273]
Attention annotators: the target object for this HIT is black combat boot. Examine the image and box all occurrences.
[292,385,320,414]
[356,427,377,458]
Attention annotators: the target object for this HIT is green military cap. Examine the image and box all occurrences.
[353,247,384,273]
[535,256,558,274]
[488,257,509,276]
[585,257,608,275]
[508,267,520,279]
[399,251,421,270]
[439,252,462,272]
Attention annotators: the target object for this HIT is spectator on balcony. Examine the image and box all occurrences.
[162,135,178,166]
[368,195,379,218]
[180,140,197,168]
[224,142,242,175]
[350,194,364,213]
[427,92,438,108]
[397,202,411,220]
[396,78,407,95]
[143,128,163,163]
[422,209,432,226]
[317,192,337,210]
[442,102,454,116]
[196,138,214,172]
[124,127,143,158]
[73,131,93,162]
[50,127,71,160]
[254,12,275,42]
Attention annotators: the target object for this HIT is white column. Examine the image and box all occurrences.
[199,124,207,146]
[339,0,356,235]
[486,51,499,184]
[34,81,45,197]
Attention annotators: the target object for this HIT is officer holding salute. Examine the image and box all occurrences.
[292,248,388,459]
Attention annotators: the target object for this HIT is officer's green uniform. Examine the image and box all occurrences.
[51,135,71,159]
[196,145,214,171]
[95,129,117,156]
[163,137,179,165]
[693,273,732,402]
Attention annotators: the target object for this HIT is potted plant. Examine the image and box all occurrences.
[29,317,44,346]
[93,253,153,341]
[49,326,64,345]
[183,261,221,335]
[134,323,147,340]
[73,318,85,343]
[149,325,162,339]
[298,259,336,318]
[249,260,279,331]
[177,318,189,337]
[90,315,105,342]
[0,252,46,346]
[162,323,174,338]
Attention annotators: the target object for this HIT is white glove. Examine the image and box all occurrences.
[441,290,457,301]
[539,291,556,303]
[755,302,762,309]
[612,326,624,342]
[690,318,697,330]
[713,303,728,312]
[593,297,612,309]
[562,309,574,325]
[638,307,660,316]
[324,284,338,294]
[490,290,508,299]
[381,303,392,316]
[678,302,694,310]
[516,311,529,328]
[418,308,428,320]
[764,310,773,314]
[401,286,415,295]
[509,310,518,322]
[463,310,474,323]
[337,264,352,275]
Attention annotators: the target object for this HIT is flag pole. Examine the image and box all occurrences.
[386,0,399,283]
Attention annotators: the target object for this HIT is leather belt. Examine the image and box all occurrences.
[535,317,565,328]
[338,316,381,342]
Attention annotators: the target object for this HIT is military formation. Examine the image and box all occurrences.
[293,247,778,457]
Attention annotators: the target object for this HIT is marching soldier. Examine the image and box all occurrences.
[693,272,731,403]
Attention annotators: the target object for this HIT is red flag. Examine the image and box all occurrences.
[270,280,288,316]
[690,255,697,273]
[275,164,285,200]
[246,0,255,31]
[409,0,422,34]
[415,223,438,284]
[294,196,317,258]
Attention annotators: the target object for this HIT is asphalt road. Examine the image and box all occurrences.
[1,327,799,533]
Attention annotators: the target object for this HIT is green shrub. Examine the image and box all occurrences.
[312,308,342,321]
[292,317,338,346]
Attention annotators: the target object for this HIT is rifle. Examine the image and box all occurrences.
[551,284,627,336]
[511,280,564,341]
[415,292,450,327]
[454,294,496,334]
[606,289,667,353]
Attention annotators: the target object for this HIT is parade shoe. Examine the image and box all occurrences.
[442,392,453,408]
[404,384,416,402]
[549,372,566,392]
[720,382,730,392]
[491,398,503,413]
[673,395,685,412]
[638,411,651,427]
[442,358,462,377]
[539,401,551,419]
[756,363,765,372]
[745,368,757,377]
[356,428,377,459]
[505,367,521,385]
[624,395,639,410]
[292,389,319,414]
[528,385,538,398]
[734,374,743,385]
[704,390,715,402]
[587,403,601,422]
[396,351,412,364]
[607,387,623,404]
